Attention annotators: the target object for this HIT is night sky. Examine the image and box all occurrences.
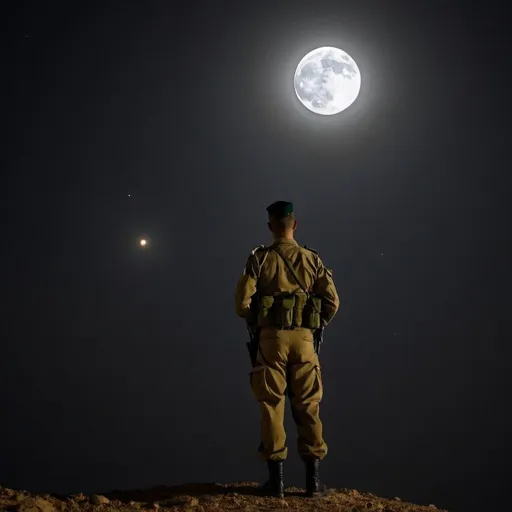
[2,2,510,512]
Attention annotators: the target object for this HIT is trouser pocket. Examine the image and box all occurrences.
[249,366,269,402]
[312,365,323,401]
[288,362,323,404]
[250,365,285,404]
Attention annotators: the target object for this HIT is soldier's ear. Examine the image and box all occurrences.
[293,220,297,231]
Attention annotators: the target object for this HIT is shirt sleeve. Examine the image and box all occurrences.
[234,254,259,319]
[312,257,340,327]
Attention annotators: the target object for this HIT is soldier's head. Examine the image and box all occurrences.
[266,201,297,239]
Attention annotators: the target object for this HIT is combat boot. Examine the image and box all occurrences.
[305,457,327,497]
[260,459,284,498]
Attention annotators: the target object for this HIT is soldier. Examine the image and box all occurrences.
[235,201,340,498]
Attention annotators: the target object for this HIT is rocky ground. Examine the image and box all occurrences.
[1,482,448,512]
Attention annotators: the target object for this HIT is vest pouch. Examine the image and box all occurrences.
[303,296,322,329]
[258,295,275,327]
[293,293,307,327]
[278,295,296,328]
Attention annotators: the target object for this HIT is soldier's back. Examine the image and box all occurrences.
[256,239,319,296]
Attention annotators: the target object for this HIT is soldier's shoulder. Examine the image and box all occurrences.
[247,245,269,262]
[249,244,268,256]
[302,245,319,255]
[303,245,329,271]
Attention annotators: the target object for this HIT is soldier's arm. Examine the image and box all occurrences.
[234,252,260,319]
[312,257,340,327]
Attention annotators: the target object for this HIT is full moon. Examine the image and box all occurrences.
[294,46,361,115]
[140,239,147,247]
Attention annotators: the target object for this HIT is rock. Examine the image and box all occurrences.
[90,495,109,506]
[1,489,17,500]
[70,495,86,503]
[18,497,55,512]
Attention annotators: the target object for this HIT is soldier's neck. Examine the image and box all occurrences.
[273,232,295,242]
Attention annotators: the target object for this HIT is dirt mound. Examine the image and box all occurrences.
[0,482,447,512]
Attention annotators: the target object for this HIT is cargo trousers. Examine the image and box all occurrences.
[249,326,328,461]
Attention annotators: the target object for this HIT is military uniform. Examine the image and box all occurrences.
[234,201,339,496]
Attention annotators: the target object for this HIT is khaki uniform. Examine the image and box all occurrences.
[235,238,339,461]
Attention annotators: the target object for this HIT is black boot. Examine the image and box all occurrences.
[305,457,326,497]
[260,459,284,498]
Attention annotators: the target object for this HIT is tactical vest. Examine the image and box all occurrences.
[255,245,322,330]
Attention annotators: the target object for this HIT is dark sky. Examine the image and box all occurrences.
[2,2,510,512]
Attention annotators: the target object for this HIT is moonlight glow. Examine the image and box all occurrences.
[140,239,147,247]
[294,46,361,115]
